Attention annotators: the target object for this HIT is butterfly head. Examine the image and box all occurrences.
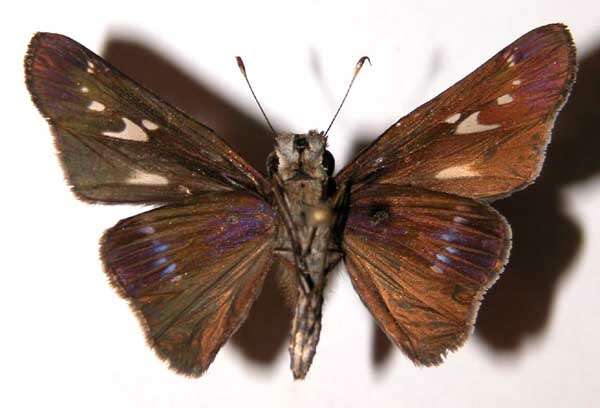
[267,130,334,181]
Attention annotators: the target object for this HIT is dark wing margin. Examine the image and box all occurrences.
[336,24,576,201]
[25,32,269,204]
[100,191,276,376]
[342,184,511,365]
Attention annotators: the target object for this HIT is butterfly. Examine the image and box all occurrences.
[25,24,576,379]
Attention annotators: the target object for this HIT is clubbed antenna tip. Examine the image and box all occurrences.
[235,56,277,135]
[324,56,371,137]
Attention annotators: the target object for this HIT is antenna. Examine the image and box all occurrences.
[324,56,371,137]
[236,56,277,135]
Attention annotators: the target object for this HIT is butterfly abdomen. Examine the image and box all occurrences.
[289,288,323,379]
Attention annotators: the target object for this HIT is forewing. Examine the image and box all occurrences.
[101,191,276,376]
[342,184,510,365]
[336,24,576,201]
[25,32,268,203]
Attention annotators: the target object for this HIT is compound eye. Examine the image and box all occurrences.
[322,150,335,176]
[266,152,279,177]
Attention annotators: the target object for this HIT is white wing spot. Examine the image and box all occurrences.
[80,86,89,93]
[507,54,515,67]
[142,119,159,130]
[497,94,514,105]
[435,163,480,179]
[455,111,500,135]
[445,113,461,124]
[87,101,105,111]
[127,170,169,185]
[512,79,522,85]
[86,61,95,74]
[395,122,401,127]
[102,117,149,142]
[178,185,192,195]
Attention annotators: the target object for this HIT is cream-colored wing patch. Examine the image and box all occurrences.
[497,94,514,105]
[87,101,105,111]
[445,113,461,124]
[102,117,149,142]
[455,111,500,135]
[435,164,480,179]
[126,170,169,185]
[142,119,159,130]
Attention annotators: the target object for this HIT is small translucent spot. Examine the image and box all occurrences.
[87,101,105,111]
[80,86,89,93]
[178,185,192,195]
[512,79,522,85]
[507,54,515,67]
[445,113,461,124]
[142,119,159,130]
[497,94,514,105]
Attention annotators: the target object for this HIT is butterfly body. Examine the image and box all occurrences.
[270,130,340,378]
[25,25,576,379]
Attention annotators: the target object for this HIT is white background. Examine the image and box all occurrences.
[3,1,600,407]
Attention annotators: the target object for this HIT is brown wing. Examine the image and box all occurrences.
[101,191,276,376]
[25,32,269,203]
[336,24,576,201]
[342,184,510,365]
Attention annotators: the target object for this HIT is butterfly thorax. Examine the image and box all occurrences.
[270,130,338,378]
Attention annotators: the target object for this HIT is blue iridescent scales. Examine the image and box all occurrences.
[100,192,276,375]
[343,184,510,365]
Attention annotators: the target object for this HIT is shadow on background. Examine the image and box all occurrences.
[368,46,600,367]
[476,46,600,350]
[101,35,600,371]
[102,36,291,366]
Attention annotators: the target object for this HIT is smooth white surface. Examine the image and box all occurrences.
[3,1,600,407]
